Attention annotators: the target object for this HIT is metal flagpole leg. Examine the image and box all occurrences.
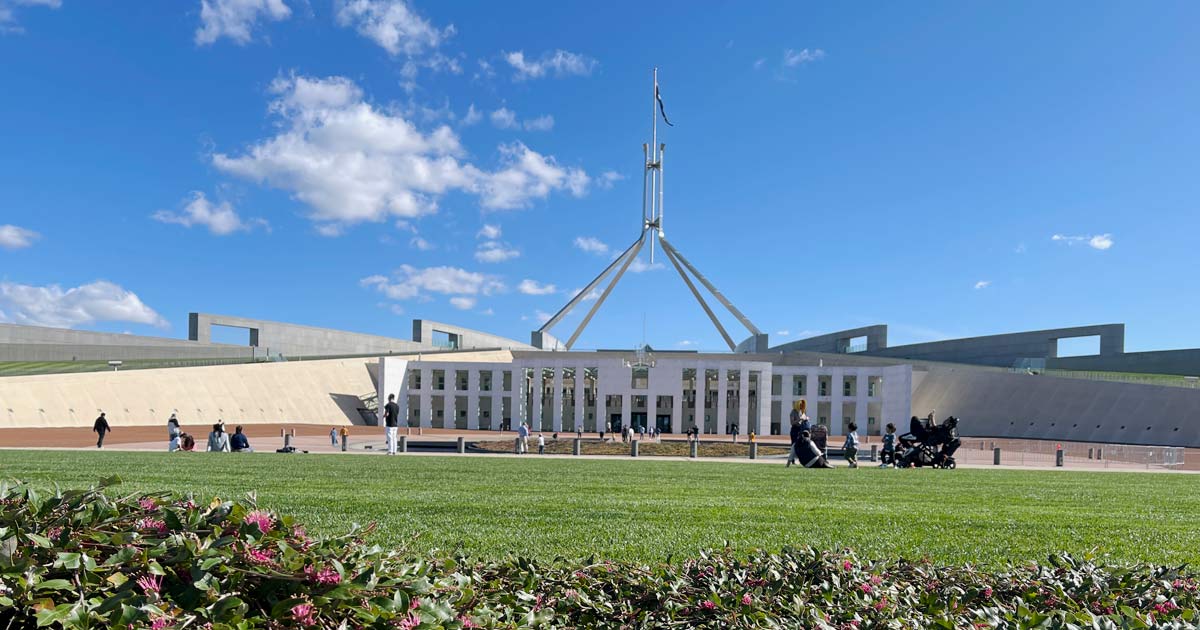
[539,234,646,335]
[659,236,763,336]
[660,236,736,350]
[565,233,648,349]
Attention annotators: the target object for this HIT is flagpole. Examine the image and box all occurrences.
[649,67,659,262]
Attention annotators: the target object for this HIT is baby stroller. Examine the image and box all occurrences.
[897,416,961,469]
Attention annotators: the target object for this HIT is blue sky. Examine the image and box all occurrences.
[1,1,1197,352]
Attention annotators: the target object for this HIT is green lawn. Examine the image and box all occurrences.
[2,449,1196,567]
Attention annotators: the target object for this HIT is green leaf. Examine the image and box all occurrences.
[35,579,74,592]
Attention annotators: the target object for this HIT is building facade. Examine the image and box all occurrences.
[377,352,913,436]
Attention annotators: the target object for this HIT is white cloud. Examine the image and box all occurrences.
[1051,233,1114,251]
[573,236,609,255]
[1015,243,1027,254]
[973,280,991,290]
[388,304,405,315]
[0,280,168,329]
[490,107,517,129]
[410,235,434,250]
[0,224,39,250]
[360,265,504,302]
[504,49,598,81]
[479,142,589,210]
[776,330,790,337]
[753,58,766,70]
[480,307,494,316]
[533,309,552,324]
[782,47,825,67]
[475,240,520,263]
[476,224,501,239]
[518,279,557,295]
[195,0,291,46]
[212,75,590,230]
[152,192,265,235]
[597,171,624,189]
[570,287,600,301]
[449,296,476,310]
[334,0,451,56]
[676,340,697,347]
[523,114,554,132]
[462,103,482,126]
[0,0,60,33]
[490,107,553,132]
[627,255,664,273]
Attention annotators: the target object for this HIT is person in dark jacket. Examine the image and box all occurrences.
[786,418,804,467]
[796,430,833,468]
[230,425,253,452]
[93,413,111,448]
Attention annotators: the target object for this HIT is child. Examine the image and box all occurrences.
[537,433,546,455]
[843,422,860,468]
[880,422,896,468]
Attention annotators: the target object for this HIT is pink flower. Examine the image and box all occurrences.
[859,583,873,594]
[136,574,163,594]
[869,575,882,585]
[304,564,341,585]
[701,600,716,610]
[139,498,158,510]
[46,526,63,540]
[842,560,853,571]
[564,589,579,599]
[242,547,275,565]
[150,617,173,630]
[136,518,168,536]
[458,616,479,628]
[242,510,274,533]
[982,587,993,598]
[410,598,421,610]
[396,612,421,630]
[291,603,317,627]
[873,597,888,611]
[741,593,752,605]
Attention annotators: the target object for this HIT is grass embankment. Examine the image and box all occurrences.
[474,438,791,457]
[2,449,1197,567]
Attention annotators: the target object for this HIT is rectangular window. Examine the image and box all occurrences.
[502,370,512,391]
[433,369,445,391]
[843,381,852,396]
[409,370,422,390]
[819,381,828,396]
[771,374,782,396]
[631,367,649,389]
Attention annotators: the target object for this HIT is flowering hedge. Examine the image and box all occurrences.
[1,478,1198,629]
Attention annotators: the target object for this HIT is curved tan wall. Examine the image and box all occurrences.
[0,357,378,429]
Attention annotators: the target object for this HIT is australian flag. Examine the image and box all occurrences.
[655,82,673,126]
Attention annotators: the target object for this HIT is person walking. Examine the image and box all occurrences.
[517,422,529,454]
[383,393,400,455]
[93,412,111,448]
[880,422,897,468]
[843,422,860,468]
[537,433,546,455]
[731,423,739,444]
[330,427,338,446]
[167,414,181,452]
[786,417,803,467]
[339,426,349,451]
[206,423,230,452]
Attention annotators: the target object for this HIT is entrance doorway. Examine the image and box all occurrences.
[631,413,648,432]
[610,414,623,433]
[656,415,671,433]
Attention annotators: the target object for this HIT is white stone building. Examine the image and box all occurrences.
[378,351,912,436]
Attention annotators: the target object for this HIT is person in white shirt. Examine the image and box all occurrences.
[537,433,546,455]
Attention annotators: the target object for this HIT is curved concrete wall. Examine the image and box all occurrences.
[912,366,1200,447]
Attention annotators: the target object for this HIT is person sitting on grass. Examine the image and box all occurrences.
[786,416,803,467]
[179,433,195,451]
[795,430,833,469]
[230,425,253,453]
[206,423,230,452]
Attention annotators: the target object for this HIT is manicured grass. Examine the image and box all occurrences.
[2,449,1197,566]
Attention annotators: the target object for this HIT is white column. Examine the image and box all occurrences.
[491,369,503,430]
[830,368,844,436]
[716,367,728,436]
[671,364,683,434]
[552,364,564,432]
[419,366,432,428]
[597,387,607,434]
[758,365,772,435]
[467,368,480,430]
[738,366,750,436]
[574,365,585,433]
[621,393,631,431]
[530,364,542,430]
[781,368,795,429]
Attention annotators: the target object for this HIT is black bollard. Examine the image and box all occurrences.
[457,437,465,454]
[399,435,408,453]
[870,444,878,462]
[1055,448,1064,467]
[631,439,639,458]
[573,438,581,456]
[690,440,698,459]
[993,447,1001,465]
